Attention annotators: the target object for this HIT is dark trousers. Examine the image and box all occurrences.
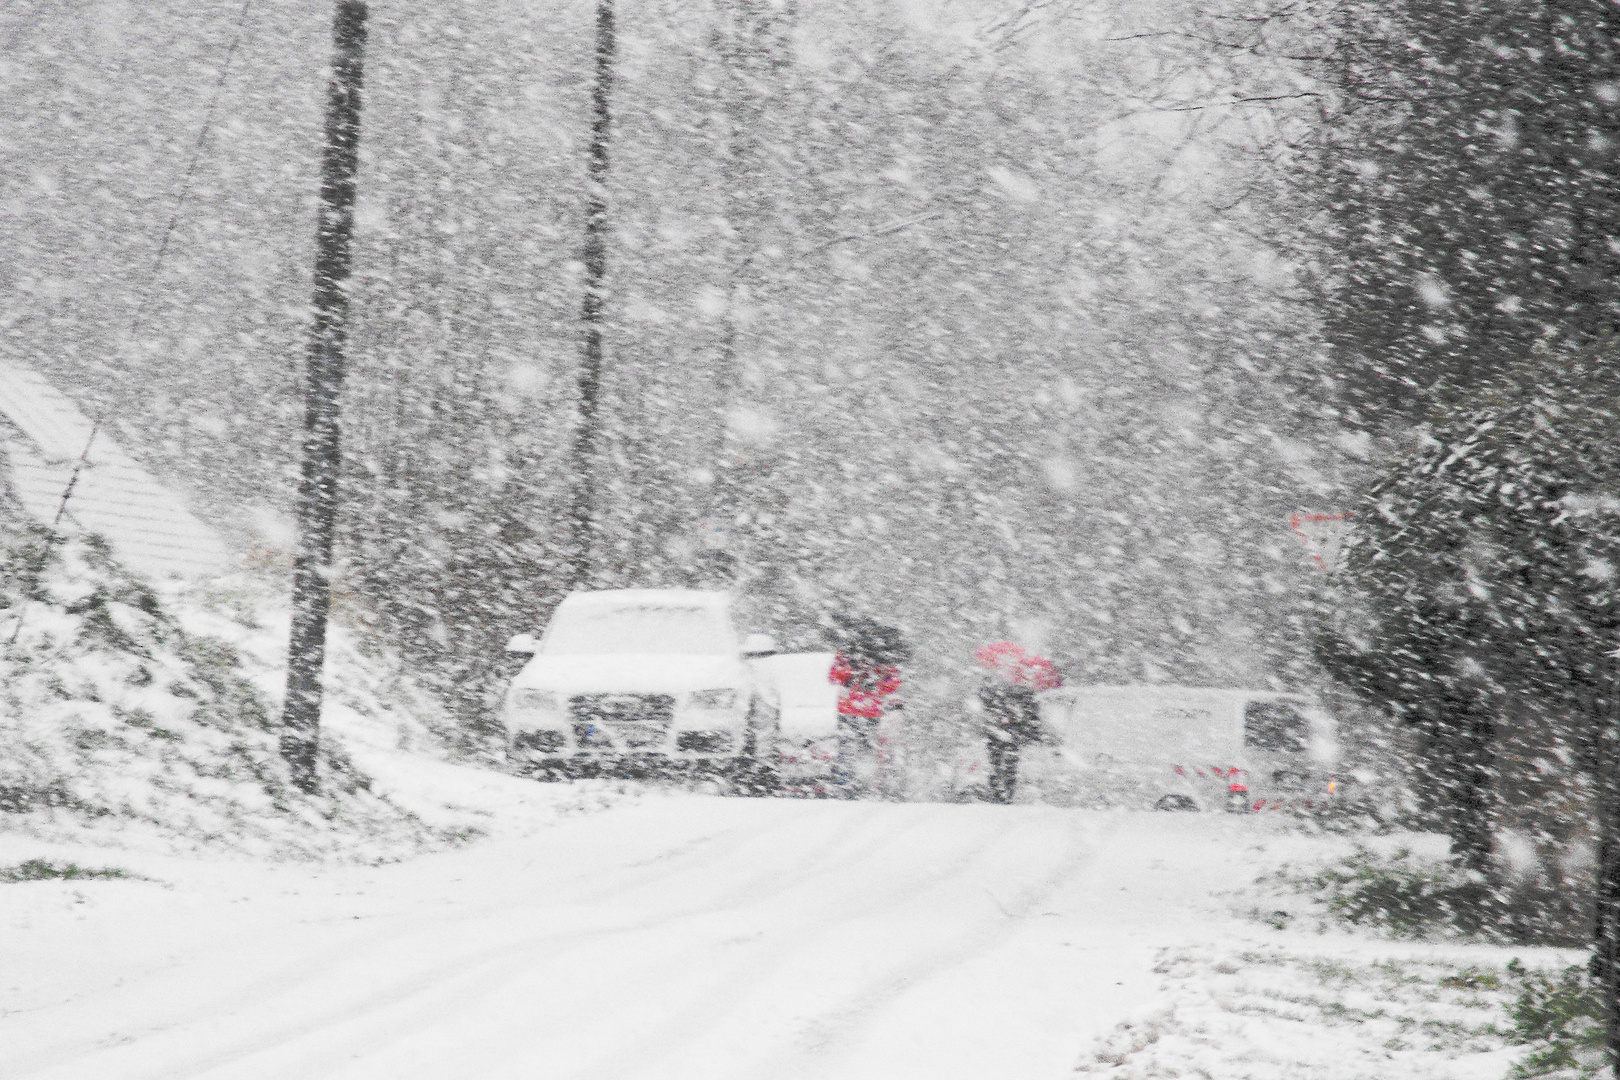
[987,739,1019,804]
[834,716,878,796]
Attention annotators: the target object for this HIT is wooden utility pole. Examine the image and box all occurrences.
[571,0,615,591]
[281,0,367,793]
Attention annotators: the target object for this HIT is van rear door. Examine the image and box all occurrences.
[1242,698,1336,802]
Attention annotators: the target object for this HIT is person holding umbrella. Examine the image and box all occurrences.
[974,641,1062,804]
[825,615,907,797]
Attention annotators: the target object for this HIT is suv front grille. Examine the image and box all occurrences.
[513,730,565,753]
[676,730,735,754]
[570,694,675,750]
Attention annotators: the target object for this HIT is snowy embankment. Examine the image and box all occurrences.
[0,799,1579,1080]
[0,520,584,861]
[1079,942,1548,1080]
[1073,831,1588,1080]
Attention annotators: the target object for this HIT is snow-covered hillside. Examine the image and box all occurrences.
[0,515,590,861]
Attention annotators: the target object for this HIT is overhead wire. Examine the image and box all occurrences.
[7,0,258,646]
[57,0,259,508]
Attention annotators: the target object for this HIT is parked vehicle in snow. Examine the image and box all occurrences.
[759,650,844,789]
[988,685,1338,810]
[501,589,840,790]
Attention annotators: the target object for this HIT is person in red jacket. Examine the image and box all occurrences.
[825,617,906,797]
[830,650,903,722]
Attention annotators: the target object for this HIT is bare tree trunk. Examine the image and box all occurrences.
[571,0,614,591]
[706,0,792,570]
[281,0,367,793]
[1422,693,1498,934]
[1591,664,1620,1079]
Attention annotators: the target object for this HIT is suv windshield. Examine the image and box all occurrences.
[542,604,733,656]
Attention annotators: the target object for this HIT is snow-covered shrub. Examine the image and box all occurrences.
[1270,845,1480,938]
[1270,840,1594,948]
[0,515,474,857]
[1506,960,1605,1080]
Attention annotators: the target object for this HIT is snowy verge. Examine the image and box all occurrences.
[1072,938,1587,1080]
[1066,821,1591,1080]
[1063,817,1593,1080]
[0,518,619,862]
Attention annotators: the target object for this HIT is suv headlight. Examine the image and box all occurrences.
[688,688,739,710]
[513,689,561,712]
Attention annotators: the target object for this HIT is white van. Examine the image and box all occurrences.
[1019,685,1338,811]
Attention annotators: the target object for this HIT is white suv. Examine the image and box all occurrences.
[502,589,786,786]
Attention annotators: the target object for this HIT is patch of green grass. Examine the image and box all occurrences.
[1266,845,1477,938]
[1236,949,1292,967]
[1506,960,1606,1079]
[1370,958,1445,987]
[0,858,140,883]
[1441,967,1502,991]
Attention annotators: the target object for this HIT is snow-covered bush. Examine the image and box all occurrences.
[0,513,493,858]
[1319,341,1620,938]
[1270,845,1480,939]
[1506,960,1605,1080]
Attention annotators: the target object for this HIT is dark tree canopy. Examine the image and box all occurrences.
[1320,339,1620,904]
[1320,0,1620,429]
[1326,342,1620,713]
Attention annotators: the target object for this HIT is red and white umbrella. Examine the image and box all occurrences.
[973,641,1063,690]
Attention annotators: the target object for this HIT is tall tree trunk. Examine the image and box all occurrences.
[1591,660,1620,1078]
[281,0,367,793]
[571,0,614,591]
[1429,694,1498,934]
[706,0,791,575]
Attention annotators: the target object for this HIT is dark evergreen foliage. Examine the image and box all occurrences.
[1318,0,1620,428]
[1507,959,1606,1079]
[1319,340,1620,934]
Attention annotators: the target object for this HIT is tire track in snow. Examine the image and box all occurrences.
[9,800,857,1077]
[258,805,1045,1080]
[264,803,961,1080]
[23,802,941,1080]
[742,809,1096,1080]
[558,805,1033,1080]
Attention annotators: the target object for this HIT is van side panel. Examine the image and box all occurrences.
[1031,686,1337,810]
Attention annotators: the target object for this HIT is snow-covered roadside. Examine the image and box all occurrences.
[1075,939,1572,1080]
[151,567,631,855]
[3,799,1576,1080]
[1072,824,1586,1080]
[0,517,616,862]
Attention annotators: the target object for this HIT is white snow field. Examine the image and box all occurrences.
[0,801,1568,1080]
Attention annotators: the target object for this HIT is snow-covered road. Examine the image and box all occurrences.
[3,797,1259,1080]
